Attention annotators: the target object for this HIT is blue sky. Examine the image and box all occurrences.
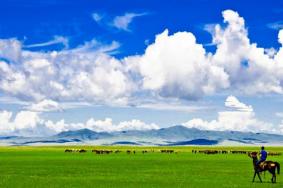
[1,0,283,55]
[0,0,283,136]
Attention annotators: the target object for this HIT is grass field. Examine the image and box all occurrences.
[0,146,282,188]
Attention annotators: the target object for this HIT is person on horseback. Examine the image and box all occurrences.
[249,147,280,183]
[256,146,267,169]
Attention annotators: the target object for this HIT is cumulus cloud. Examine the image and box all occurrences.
[183,95,274,133]
[1,9,283,105]
[224,95,253,112]
[0,110,44,135]
[211,10,283,95]
[133,29,229,100]
[0,110,159,136]
[0,38,22,62]
[3,9,283,136]
[0,39,133,105]
[45,118,159,133]
[128,9,283,100]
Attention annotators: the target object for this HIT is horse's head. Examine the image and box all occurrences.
[248,151,258,161]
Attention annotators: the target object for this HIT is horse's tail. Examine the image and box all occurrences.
[275,162,280,174]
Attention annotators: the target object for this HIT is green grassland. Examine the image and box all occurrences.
[0,146,282,188]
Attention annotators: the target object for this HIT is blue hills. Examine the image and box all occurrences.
[56,128,112,140]
[1,125,283,146]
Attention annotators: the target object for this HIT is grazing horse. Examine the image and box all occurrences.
[92,149,113,154]
[160,149,174,153]
[79,149,87,153]
[142,150,148,154]
[249,152,280,183]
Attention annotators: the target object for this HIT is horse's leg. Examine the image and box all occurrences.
[271,174,275,183]
[268,169,275,183]
[272,173,275,183]
[257,172,262,183]
[252,171,256,182]
[272,170,276,183]
[274,168,277,183]
[271,168,276,183]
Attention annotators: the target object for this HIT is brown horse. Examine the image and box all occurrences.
[249,152,280,183]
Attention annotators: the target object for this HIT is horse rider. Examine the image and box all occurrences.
[256,146,267,170]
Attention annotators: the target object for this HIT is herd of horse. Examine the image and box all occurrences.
[192,149,281,155]
[64,149,87,153]
[64,148,281,183]
[64,148,175,154]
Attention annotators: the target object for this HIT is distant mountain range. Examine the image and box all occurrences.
[1,125,283,146]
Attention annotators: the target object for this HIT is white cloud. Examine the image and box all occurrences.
[279,29,283,44]
[1,9,283,106]
[183,95,274,133]
[136,101,211,113]
[92,12,147,32]
[0,39,133,105]
[264,48,277,58]
[45,117,159,134]
[45,118,159,134]
[132,29,229,100]
[0,110,159,136]
[267,21,283,30]
[92,13,103,23]
[225,95,253,112]
[0,111,13,127]
[0,38,22,62]
[3,9,283,136]
[0,110,44,135]
[123,10,283,100]
[276,112,283,118]
[26,99,61,112]
[84,118,159,132]
[24,36,69,49]
[112,12,146,31]
[22,100,92,113]
[13,111,41,130]
[211,10,283,95]
[203,23,217,33]
[0,96,29,105]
